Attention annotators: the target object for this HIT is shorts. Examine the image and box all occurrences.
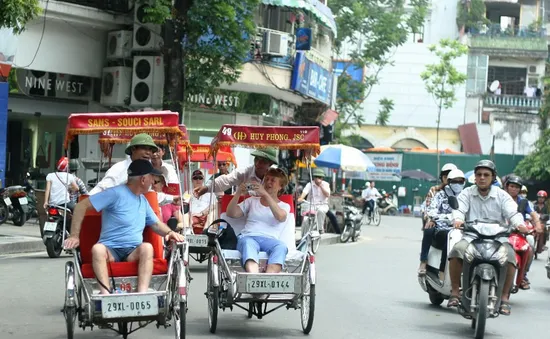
[107,246,137,262]
[449,239,516,267]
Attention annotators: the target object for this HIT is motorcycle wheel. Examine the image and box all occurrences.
[0,202,8,225]
[340,223,352,243]
[387,207,398,216]
[45,223,64,258]
[473,280,489,339]
[428,292,444,306]
[12,208,26,227]
[351,223,360,242]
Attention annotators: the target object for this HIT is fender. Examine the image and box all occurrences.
[472,263,497,282]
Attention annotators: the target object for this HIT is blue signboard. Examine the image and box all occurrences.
[0,82,7,187]
[296,28,312,50]
[332,60,365,101]
[290,52,333,105]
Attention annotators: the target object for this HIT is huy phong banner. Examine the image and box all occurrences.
[365,153,403,182]
[0,28,18,81]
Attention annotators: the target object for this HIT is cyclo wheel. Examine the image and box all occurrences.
[207,256,219,333]
[64,306,76,339]
[311,220,321,254]
[172,257,187,339]
[301,258,315,334]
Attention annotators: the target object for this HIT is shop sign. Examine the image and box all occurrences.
[365,153,403,182]
[186,89,272,115]
[291,52,333,105]
[187,93,240,108]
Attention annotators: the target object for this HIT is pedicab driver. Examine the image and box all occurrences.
[89,133,180,205]
[447,160,542,315]
[193,148,278,197]
[64,159,185,295]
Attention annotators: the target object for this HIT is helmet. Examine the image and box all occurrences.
[521,185,528,193]
[441,163,457,173]
[56,157,69,172]
[68,159,79,172]
[537,190,547,198]
[447,169,465,181]
[506,175,522,187]
[474,160,496,175]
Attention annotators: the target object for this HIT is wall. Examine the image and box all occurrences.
[422,0,460,44]
[0,83,7,187]
[490,112,540,155]
[520,0,539,26]
[355,125,461,150]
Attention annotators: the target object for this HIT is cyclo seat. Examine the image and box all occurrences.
[77,192,168,278]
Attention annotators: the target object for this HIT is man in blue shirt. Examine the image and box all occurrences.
[64,159,184,295]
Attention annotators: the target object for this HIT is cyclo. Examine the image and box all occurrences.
[60,111,193,339]
[176,143,237,263]
[204,124,319,334]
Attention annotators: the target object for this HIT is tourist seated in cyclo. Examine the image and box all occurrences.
[226,168,290,274]
[89,133,181,207]
[64,159,185,295]
[151,167,184,232]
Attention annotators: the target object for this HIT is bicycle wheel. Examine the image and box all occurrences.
[372,208,381,226]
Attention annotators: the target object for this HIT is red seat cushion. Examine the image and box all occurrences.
[78,192,168,279]
[220,194,295,214]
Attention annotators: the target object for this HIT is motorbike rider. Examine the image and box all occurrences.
[533,190,549,254]
[418,169,466,279]
[423,163,457,229]
[447,160,542,315]
[504,175,541,290]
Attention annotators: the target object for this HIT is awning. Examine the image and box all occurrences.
[458,123,482,154]
[318,109,338,126]
[261,0,338,37]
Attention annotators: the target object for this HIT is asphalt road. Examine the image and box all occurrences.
[1,216,549,339]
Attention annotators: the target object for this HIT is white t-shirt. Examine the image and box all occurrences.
[189,192,213,215]
[362,187,380,201]
[302,181,330,205]
[238,197,291,239]
[46,172,76,205]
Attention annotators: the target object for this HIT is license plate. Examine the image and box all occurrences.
[3,198,11,206]
[245,275,296,293]
[19,197,28,205]
[101,294,158,319]
[43,221,58,232]
[187,234,208,247]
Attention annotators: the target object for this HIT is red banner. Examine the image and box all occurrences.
[177,144,237,166]
[211,124,320,154]
[98,124,189,146]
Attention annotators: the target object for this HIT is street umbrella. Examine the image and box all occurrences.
[313,144,375,172]
[398,169,437,182]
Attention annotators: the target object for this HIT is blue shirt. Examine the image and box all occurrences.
[516,196,533,219]
[89,185,159,248]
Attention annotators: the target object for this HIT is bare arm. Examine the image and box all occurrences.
[226,186,245,218]
[68,199,94,239]
[44,181,51,206]
[149,221,175,237]
[319,182,330,197]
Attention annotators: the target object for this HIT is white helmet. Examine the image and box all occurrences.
[441,163,457,173]
[447,169,465,181]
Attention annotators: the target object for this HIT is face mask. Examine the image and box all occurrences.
[520,194,527,199]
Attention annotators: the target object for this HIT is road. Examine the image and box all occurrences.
[1,216,549,339]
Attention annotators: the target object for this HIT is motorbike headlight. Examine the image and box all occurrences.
[464,244,481,263]
[490,245,508,266]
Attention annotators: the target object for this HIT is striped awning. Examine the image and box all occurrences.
[262,0,337,36]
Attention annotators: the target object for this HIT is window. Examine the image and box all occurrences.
[487,66,526,95]
[466,55,488,95]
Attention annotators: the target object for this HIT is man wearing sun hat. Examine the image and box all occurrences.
[89,133,180,205]
[194,148,279,197]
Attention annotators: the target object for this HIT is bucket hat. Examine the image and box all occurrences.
[312,168,325,178]
[125,133,159,155]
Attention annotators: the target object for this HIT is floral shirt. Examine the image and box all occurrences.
[427,189,453,229]
[422,185,440,219]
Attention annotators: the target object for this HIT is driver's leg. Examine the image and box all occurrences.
[448,239,468,305]
[500,243,517,306]
[127,243,154,292]
[368,200,374,217]
[91,244,116,295]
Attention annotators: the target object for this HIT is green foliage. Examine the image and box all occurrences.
[328,0,430,140]
[137,0,260,97]
[0,0,41,34]
[456,0,490,32]
[515,129,550,181]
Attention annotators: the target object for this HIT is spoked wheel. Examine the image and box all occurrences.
[207,257,218,333]
[173,301,186,339]
[474,280,489,339]
[311,221,321,254]
[117,321,128,339]
[300,260,315,334]
[340,223,352,243]
[372,209,381,226]
[171,258,187,339]
[63,306,76,339]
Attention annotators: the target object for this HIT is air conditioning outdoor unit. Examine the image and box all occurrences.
[130,56,164,107]
[132,2,163,51]
[528,65,537,74]
[106,30,133,60]
[100,66,133,106]
[261,31,289,57]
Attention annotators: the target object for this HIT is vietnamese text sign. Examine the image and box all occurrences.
[291,52,333,105]
[366,153,403,182]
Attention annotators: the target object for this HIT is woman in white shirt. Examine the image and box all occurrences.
[227,168,290,274]
[44,157,79,211]
[187,169,213,234]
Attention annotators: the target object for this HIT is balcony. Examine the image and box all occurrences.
[468,24,548,58]
[484,94,541,111]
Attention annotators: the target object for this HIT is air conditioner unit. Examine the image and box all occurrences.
[130,56,164,107]
[16,70,50,97]
[261,31,289,57]
[528,65,537,74]
[54,74,93,101]
[100,66,133,106]
[106,30,133,60]
[132,2,163,51]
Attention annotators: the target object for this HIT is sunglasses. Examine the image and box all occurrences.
[192,176,204,180]
[153,180,162,185]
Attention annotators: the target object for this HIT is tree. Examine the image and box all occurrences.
[420,38,467,176]
[456,0,490,36]
[514,129,550,181]
[0,0,41,34]
[136,0,259,121]
[328,0,430,144]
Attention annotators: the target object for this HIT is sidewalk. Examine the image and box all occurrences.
[0,219,340,255]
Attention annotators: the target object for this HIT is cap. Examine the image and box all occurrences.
[192,169,204,177]
[127,159,154,177]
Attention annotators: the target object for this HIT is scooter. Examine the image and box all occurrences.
[418,215,463,305]
[377,190,398,216]
[43,204,72,258]
[339,204,362,243]
[509,221,535,294]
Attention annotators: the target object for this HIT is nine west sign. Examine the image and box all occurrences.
[24,74,85,94]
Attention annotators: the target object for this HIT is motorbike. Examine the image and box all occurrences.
[43,204,72,258]
[418,215,463,306]
[339,204,362,243]
[509,221,535,294]
[0,173,38,227]
[0,188,8,225]
[377,188,398,216]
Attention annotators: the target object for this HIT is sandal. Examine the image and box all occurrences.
[499,301,511,316]
[447,295,460,308]
[519,280,531,290]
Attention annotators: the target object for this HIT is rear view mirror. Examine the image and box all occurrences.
[448,196,459,210]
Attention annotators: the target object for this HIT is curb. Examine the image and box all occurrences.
[319,234,340,245]
[0,239,44,255]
